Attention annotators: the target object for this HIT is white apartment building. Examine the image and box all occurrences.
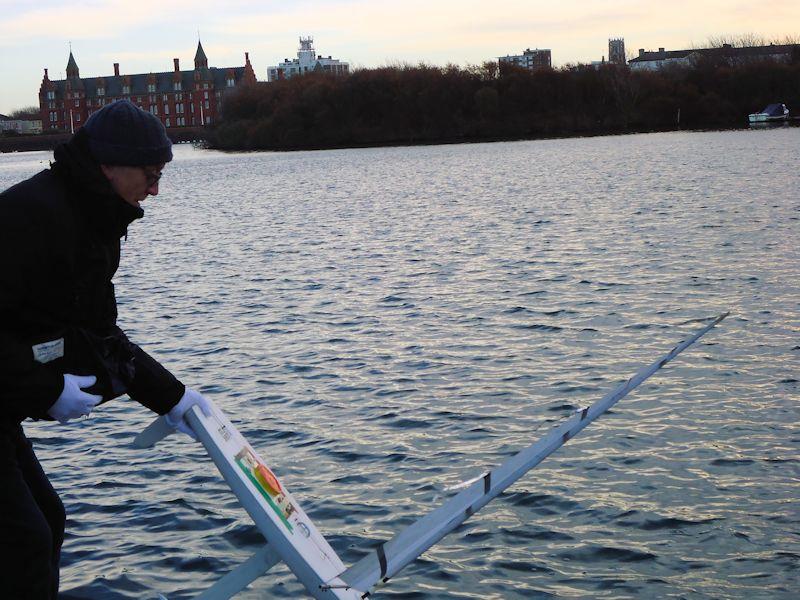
[268,37,350,81]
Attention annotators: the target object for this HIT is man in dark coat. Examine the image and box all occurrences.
[0,100,210,598]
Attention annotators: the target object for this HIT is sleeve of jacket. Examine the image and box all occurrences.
[0,195,65,420]
[119,329,185,415]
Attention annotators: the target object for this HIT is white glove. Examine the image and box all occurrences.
[48,374,103,424]
[165,387,213,441]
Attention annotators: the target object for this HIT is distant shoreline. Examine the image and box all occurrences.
[0,127,208,154]
[206,60,800,152]
[2,121,797,156]
[202,123,800,154]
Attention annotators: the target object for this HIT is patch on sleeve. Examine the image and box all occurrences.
[32,338,65,364]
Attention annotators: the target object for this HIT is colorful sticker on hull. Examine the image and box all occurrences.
[235,448,296,532]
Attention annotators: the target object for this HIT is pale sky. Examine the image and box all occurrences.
[0,0,798,114]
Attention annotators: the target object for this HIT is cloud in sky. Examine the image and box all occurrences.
[1,0,798,113]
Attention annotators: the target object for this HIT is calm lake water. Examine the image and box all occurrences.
[1,128,798,599]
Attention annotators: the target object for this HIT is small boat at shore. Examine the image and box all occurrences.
[748,103,790,123]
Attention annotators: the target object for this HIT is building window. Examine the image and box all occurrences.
[204,100,209,109]
[76,113,81,121]
[226,78,234,87]
[176,103,184,114]
[204,91,209,99]
[97,87,105,96]
[122,85,130,94]
[176,92,183,101]
[48,101,55,109]
[163,94,168,102]
[136,96,142,102]
[149,94,156,103]
[174,81,182,91]
[47,91,55,100]
[150,105,158,115]
[203,83,209,89]
[74,99,79,107]
[164,104,170,115]
[148,83,156,93]
[49,111,56,122]
[206,116,212,124]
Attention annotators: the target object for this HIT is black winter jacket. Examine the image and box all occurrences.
[0,129,184,428]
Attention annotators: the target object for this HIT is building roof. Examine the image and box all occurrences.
[630,43,799,64]
[629,49,693,63]
[46,66,247,99]
[0,114,9,120]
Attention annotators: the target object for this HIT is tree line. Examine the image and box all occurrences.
[208,53,800,151]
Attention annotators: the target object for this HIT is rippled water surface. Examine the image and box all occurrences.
[2,128,798,599]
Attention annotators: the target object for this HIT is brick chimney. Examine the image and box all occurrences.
[113,63,120,76]
[174,58,180,72]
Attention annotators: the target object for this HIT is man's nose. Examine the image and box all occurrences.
[146,182,159,196]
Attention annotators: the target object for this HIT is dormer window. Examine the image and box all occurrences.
[122,85,130,95]
[97,87,105,96]
[148,83,156,93]
[47,90,55,100]
[174,81,182,91]
[226,78,234,87]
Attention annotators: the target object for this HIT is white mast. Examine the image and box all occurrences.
[337,313,729,593]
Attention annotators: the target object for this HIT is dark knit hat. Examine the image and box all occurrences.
[82,100,173,166]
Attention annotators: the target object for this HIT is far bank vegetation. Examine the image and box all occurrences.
[209,49,800,151]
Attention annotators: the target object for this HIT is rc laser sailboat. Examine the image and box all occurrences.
[135,313,728,598]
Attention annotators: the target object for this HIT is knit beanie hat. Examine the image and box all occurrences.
[82,100,173,166]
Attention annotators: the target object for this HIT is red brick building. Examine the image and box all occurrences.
[39,41,257,132]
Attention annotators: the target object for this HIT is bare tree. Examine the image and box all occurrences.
[8,106,40,120]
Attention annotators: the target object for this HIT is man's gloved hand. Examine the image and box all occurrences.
[165,387,213,441]
[48,374,103,424]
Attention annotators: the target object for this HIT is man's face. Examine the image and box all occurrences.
[100,164,164,209]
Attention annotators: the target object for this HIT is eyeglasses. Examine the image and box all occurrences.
[142,168,163,187]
